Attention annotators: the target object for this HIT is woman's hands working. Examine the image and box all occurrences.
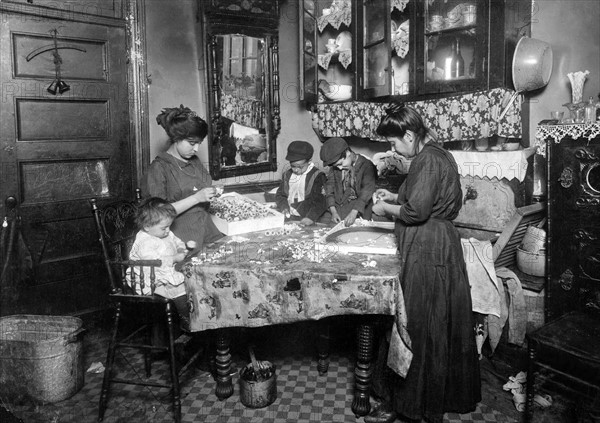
[171,186,219,215]
[372,189,401,218]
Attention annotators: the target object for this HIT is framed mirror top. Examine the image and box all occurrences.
[204,0,279,18]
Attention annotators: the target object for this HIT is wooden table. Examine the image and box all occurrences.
[181,224,403,416]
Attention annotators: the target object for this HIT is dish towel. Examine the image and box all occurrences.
[387,277,413,378]
[461,238,501,317]
[496,267,528,346]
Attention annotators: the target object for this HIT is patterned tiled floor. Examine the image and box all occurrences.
[2,322,520,423]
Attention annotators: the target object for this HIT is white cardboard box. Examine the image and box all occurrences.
[209,193,284,236]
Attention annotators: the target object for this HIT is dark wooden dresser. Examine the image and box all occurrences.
[523,123,600,422]
[542,123,600,320]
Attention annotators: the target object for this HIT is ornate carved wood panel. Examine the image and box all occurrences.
[547,133,600,320]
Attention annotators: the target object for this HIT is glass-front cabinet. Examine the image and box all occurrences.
[358,0,413,98]
[416,0,497,96]
[299,0,355,104]
[300,0,529,104]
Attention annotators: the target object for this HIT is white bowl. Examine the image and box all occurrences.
[502,143,520,151]
[323,84,352,101]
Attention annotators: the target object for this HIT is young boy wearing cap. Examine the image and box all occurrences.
[320,137,377,226]
[275,140,327,226]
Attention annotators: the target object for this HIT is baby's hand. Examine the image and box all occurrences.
[174,252,186,263]
[186,241,197,250]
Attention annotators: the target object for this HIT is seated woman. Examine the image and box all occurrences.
[142,104,223,249]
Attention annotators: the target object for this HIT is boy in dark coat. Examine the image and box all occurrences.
[320,137,377,226]
[275,141,327,226]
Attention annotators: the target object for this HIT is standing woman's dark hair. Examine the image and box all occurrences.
[156,105,208,143]
[376,103,433,156]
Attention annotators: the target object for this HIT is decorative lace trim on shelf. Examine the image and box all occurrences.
[317,4,352,32]
[392,0,409,13]
[535,123,600,157]
[318,50,352,70]
[392,28,409,58]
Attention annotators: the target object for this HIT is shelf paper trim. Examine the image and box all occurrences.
[535,123,600,158]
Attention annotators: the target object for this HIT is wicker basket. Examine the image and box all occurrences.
[517,246,546,277]
[0,315,85,403]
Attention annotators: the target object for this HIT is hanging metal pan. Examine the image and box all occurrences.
[499,37,553,120]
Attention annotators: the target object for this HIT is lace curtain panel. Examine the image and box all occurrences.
[220,92,265,129]
[312,88,522,142]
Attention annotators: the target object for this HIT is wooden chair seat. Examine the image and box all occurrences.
[525,311,600,422]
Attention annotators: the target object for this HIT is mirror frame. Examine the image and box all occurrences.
[202,2,281,180]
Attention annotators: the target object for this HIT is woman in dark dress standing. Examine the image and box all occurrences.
[142,105,223,249]
[369,104,480,423]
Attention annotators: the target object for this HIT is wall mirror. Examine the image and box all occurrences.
[202,1,280,180]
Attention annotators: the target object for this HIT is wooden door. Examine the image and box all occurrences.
[0,13,134,315]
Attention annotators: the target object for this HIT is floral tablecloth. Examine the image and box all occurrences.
[312,88,522,142]
[182,225,401,332]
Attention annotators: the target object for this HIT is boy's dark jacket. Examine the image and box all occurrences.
[275,166,327,222]
[324,154,377,219]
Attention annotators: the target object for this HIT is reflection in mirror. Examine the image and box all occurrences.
[206,31,279,180]
[218,35,268,168]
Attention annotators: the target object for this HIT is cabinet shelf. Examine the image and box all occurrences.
[425,24,477,36]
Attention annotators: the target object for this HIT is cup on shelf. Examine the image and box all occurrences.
[326,38,337,53]
[462,4,476,25]
[550,111,564,123]
[429,14,443,31]
[474,137,489,151]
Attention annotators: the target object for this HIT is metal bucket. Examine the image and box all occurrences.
[0,315,85,404]
[239,362,277,408]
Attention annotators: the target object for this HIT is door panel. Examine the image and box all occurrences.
[0,14,133,315]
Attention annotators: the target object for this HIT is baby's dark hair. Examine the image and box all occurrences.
[136,198,177,229]
[156,104,208,143]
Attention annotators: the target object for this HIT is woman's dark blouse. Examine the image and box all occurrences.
[396,142,462,225]
[142,152,222,247]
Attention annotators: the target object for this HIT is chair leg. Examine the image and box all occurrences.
[98,302,122,422]
[525,340,537,423]
[165,303,182,423]
[316,322,330,375]
[144,325,152,378]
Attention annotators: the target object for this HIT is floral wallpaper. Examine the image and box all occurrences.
[312,88,522,143]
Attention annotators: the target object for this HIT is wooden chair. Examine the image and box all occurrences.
[91,189,200,423]
[525,311,600,422]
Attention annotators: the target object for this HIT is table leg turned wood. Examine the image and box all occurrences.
[316,322,330,375]
[352,323,374,417]
[525,339,536,423]
[215,329,233,400]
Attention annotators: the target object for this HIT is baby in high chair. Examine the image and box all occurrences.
[128,197,190,328]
